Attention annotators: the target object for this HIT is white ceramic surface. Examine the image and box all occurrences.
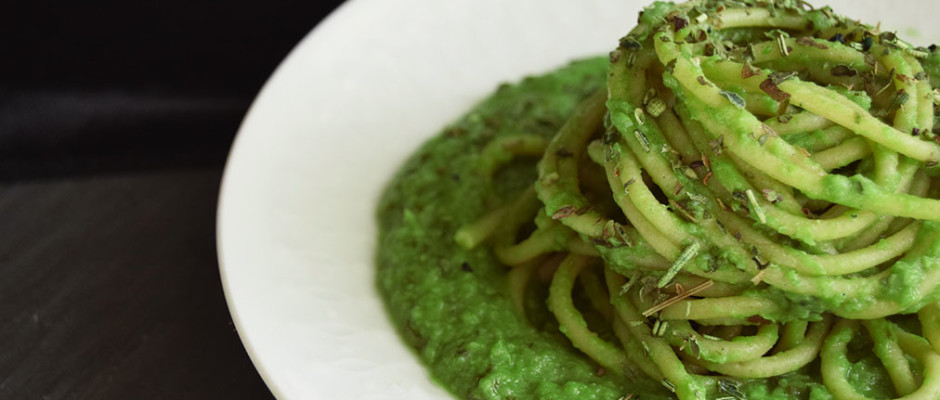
[217,1,940,399]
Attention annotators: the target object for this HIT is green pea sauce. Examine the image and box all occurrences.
[376,58,663,400]
[375,58,907,400]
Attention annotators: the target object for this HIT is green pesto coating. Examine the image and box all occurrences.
[375,41,923,399]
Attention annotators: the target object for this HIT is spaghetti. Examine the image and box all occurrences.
[457,1,940,398]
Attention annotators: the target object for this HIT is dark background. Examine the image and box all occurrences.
[0,1,343,398]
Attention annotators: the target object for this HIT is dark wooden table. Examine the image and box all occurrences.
[0,2,342,398]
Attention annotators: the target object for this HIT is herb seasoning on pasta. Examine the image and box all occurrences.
[378,1,940,399]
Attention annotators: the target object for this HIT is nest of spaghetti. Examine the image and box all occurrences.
[455,1,940,399]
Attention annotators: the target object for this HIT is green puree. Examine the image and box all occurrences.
[376,58,669,400]
[374,58,919,399]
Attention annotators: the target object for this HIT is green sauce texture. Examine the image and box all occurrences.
[374,59,884,400]
[376,2,940,395]
[377,59,672,400]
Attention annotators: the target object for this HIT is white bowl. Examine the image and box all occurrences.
[217,1,940,398]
